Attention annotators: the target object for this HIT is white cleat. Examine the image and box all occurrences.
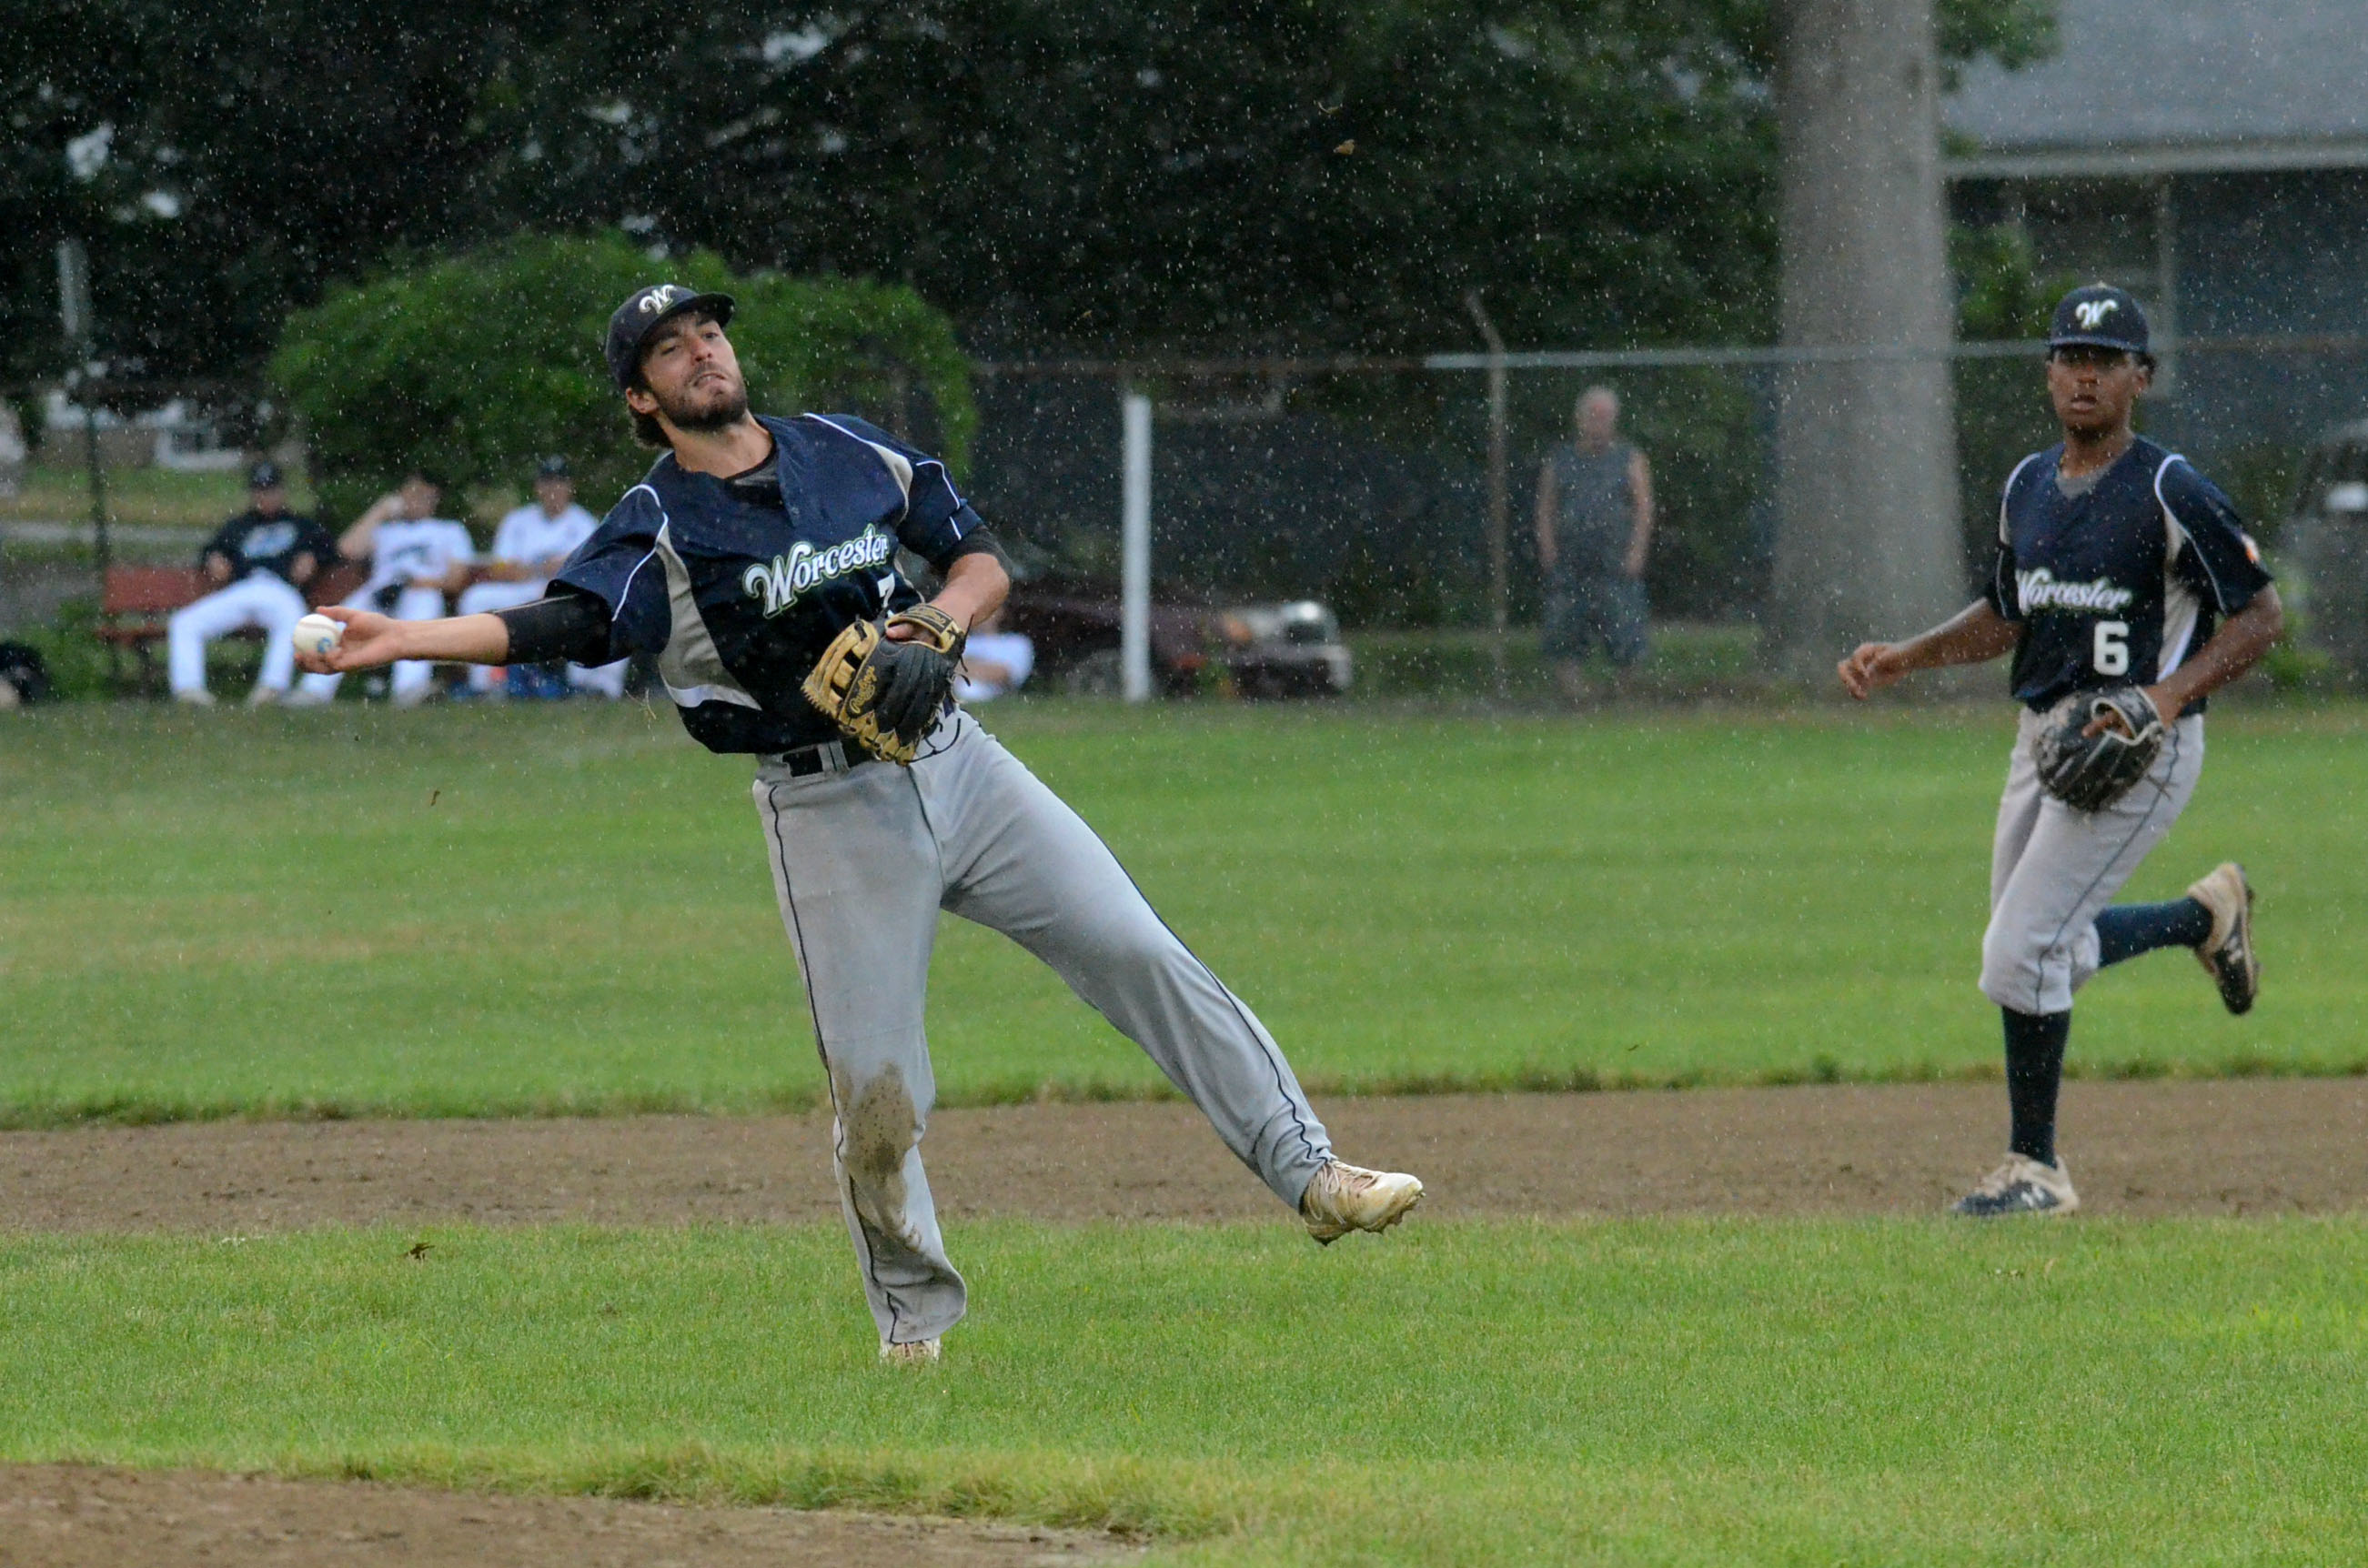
[1300,1159,1425,1244]
[245,684,283,708]
[2187,861,2259,1016]
[1952,1153,2080,1218]
[172,689,217,708]
[879,1337,942,1365]
[280,687,333,709]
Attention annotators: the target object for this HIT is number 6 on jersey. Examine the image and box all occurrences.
[2093,619,2129,676]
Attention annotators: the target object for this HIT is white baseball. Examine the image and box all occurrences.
[292,613,344,658]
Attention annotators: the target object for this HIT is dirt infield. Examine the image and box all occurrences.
[0,1465,1130,1567]
[5,1079,2366,1235]
[6,1081,2364,1565]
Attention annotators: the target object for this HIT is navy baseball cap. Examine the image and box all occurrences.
[605,283,735,391]
[536,454,570,479]
[2048,284,2150,355]
[247,459,284,489]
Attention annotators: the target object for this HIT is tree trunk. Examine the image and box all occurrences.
[1768,0,1963,675]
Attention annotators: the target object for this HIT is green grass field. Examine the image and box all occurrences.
[9,699,2368,1562]
[5,699,2366,1123]
[5,699,2367,1124]
[5,1218,2363,1563]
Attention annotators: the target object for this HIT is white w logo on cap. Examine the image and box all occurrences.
[2073,298,2118,329]
[640,285,683,315]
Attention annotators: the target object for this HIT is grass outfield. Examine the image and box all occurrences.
[1,1218,2360,1563]
[4,699,2365,1124]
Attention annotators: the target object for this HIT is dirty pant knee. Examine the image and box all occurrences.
[825,1043,965,1345]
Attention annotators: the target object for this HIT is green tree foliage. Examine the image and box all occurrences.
[4,0,2053,397]
[268,233,976,521]
[1950,221,2078,569]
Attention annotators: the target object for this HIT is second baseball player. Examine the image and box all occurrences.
[1839,284,2283,1218]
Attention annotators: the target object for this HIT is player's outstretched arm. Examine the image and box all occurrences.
[294,608,509,676]
[1838,599,2020,699]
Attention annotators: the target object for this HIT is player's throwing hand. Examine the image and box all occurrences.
[293,607,405,676]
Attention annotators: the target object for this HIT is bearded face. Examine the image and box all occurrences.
[634,315,751,434]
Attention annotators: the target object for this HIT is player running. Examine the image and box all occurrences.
[1838,284,2282,1218]
[295,284,1423,1358]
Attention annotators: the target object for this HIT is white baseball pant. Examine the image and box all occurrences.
[1981,707,2206,1015]
[166,574,309,698]
[753,707,1334,1347]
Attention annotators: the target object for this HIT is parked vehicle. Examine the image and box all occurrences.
[999,576,1353,699]
[1211,600,1354,698]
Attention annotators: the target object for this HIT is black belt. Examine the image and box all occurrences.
[765,701,955,777]
[770,739,867,778]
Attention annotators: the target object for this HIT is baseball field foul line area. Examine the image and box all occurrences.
[6,701,2367,1562]
[6,701,2366,1122]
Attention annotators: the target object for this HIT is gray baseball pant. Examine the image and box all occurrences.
[752,708,1335,1347]
[1981,708,2206,1015]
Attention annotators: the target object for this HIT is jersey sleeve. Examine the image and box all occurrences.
[1986,540,2020,622]
[1984,457,2040,623]
[443,521,478,566]
[549,488,671,661]
[819,415,993,570]
[2157,459,2272,613]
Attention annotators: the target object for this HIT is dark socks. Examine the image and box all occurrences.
[2095,896,2213,968]
[2002,1008,2071,1167]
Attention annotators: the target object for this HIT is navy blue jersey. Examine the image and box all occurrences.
[200,509,336,585]
[552,414,993,753]
[1984,437,2271,712]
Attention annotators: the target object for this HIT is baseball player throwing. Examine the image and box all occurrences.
[1839,284,2282,1218]
[296,284,1423,1359]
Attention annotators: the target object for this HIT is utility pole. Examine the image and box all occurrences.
[1120,387,1153,703]
[1768,0,1961,676]
[56,240,112,625]
[1465,290,1509,694]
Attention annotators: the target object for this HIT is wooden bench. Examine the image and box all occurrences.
[99,562,368,693]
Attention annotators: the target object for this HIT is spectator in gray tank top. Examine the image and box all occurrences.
[1533,386,1654,698]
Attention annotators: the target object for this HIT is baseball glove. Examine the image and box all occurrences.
[801,605,967,765]
[2033,686,2164,811]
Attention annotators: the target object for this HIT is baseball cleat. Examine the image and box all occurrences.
[1300,1159,1424,1244]
[1952,1154,2079,1218]
[173,689,217,707]
[2186,861,2258,1015]
[879,1337,941,1365]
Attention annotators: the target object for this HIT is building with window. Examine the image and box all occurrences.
[1945,0,2368,472]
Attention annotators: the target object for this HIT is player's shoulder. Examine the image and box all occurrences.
[797,412,932,466]
[793,412,932,492]
[2000,446,2059,504]
[596,470,672,535]
[793,411,894,447]
[2140,441,2226,508]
